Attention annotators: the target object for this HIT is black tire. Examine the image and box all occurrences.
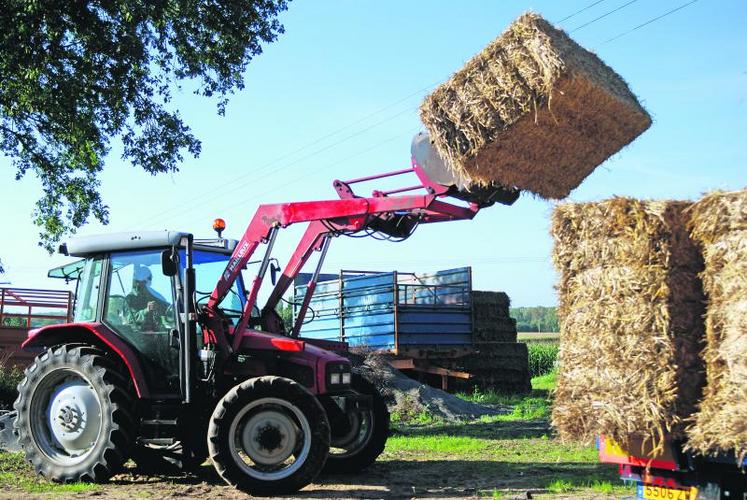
[323,374,389,474]
[13,344,135,482]
[208,376,330,496]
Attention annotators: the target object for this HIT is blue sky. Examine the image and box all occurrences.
[1,0,745,306]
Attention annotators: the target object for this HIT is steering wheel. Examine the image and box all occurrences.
[164,302,176,317]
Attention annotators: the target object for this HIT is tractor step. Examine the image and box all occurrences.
[139,437,177,446]
[141,419,179,426]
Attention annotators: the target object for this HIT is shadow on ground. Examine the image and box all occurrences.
[107,456,618,498]
[393,419,552,440]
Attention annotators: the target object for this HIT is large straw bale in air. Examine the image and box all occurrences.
[685,189,747,461]
[419,12,651,199]
[551,198,705,450]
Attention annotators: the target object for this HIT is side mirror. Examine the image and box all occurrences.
[270,262,281,285]
[161,249,178,277]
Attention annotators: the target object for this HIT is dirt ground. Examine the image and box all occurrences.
[0,420,623,499]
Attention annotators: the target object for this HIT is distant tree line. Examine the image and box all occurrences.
[510,306,558,332]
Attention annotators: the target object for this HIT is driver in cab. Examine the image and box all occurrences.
[126,265,170,331]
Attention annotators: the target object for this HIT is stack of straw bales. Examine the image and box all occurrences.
[685,189,747,460]
[472,291,518,344]
[419,12,651,199]
[551,198,705,449]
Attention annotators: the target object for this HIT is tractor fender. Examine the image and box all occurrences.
[22,322,150,398]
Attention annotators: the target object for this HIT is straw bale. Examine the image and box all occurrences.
[419,13,651,199]
[685,189,747,461]
[550,198,705,451]
[552,198,700,275]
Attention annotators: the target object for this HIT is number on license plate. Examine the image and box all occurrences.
[638,484,697,500]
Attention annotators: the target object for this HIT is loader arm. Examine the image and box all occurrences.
[204,160,517,352]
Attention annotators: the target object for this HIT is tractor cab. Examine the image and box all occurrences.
[47,231,254,396]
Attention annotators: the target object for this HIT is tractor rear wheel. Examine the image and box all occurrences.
[208,376,330,495]
[323,374,389,474]
[13,345,135,482]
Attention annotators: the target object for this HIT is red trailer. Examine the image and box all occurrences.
[598,436,746,499]
[0,287,72,367]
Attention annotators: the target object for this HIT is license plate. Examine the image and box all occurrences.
[637,484,697,500]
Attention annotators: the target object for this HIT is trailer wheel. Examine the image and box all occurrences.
[13,345,135,482]
[208,376,330,495]
[323,374,389,474]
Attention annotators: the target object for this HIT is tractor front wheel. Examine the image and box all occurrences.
[13,345,135,482]
[323,374,389,474]
[208,376,330,495]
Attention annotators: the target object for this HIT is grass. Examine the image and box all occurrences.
[390,408,443,426]
[0,452,99,494]
[394,370,633,498]
[531,371,556,391]
[457,371,556,415]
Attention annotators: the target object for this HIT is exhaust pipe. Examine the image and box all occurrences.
[411,132,519,207]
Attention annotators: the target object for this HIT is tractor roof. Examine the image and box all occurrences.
[60,231,192,257]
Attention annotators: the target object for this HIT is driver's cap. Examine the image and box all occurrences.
[133,265,152,282]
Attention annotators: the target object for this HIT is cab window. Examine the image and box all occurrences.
[189,249,248,335]
[73,258,103,322]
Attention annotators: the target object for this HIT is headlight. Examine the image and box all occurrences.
[326,362,351,388]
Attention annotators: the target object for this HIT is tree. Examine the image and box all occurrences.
[1,0,289,251]
[510,306,559,333]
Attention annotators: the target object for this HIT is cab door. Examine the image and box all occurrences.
[102,250,181,395]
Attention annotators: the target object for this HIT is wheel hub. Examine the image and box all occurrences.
[46,379,102,459]
[57,405,82,432]
[256,424,283,452]
[240,408,298,466]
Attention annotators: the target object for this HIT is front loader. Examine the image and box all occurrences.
[3,134,518,495]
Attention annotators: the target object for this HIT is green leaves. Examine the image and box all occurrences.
[0,0,289,251]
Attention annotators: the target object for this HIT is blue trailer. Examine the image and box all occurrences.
[293,266,530,392]
[293,267,473,354]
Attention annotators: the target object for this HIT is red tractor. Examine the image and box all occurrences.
[5,134,518,494]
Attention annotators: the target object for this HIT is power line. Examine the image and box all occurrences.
[133,84,437,224]
[150,107,419,226]
[557,0,610,24]
[151,126,418,229]
[570,0,640,33]
[602,0,699,43]
[214,128,417,215]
